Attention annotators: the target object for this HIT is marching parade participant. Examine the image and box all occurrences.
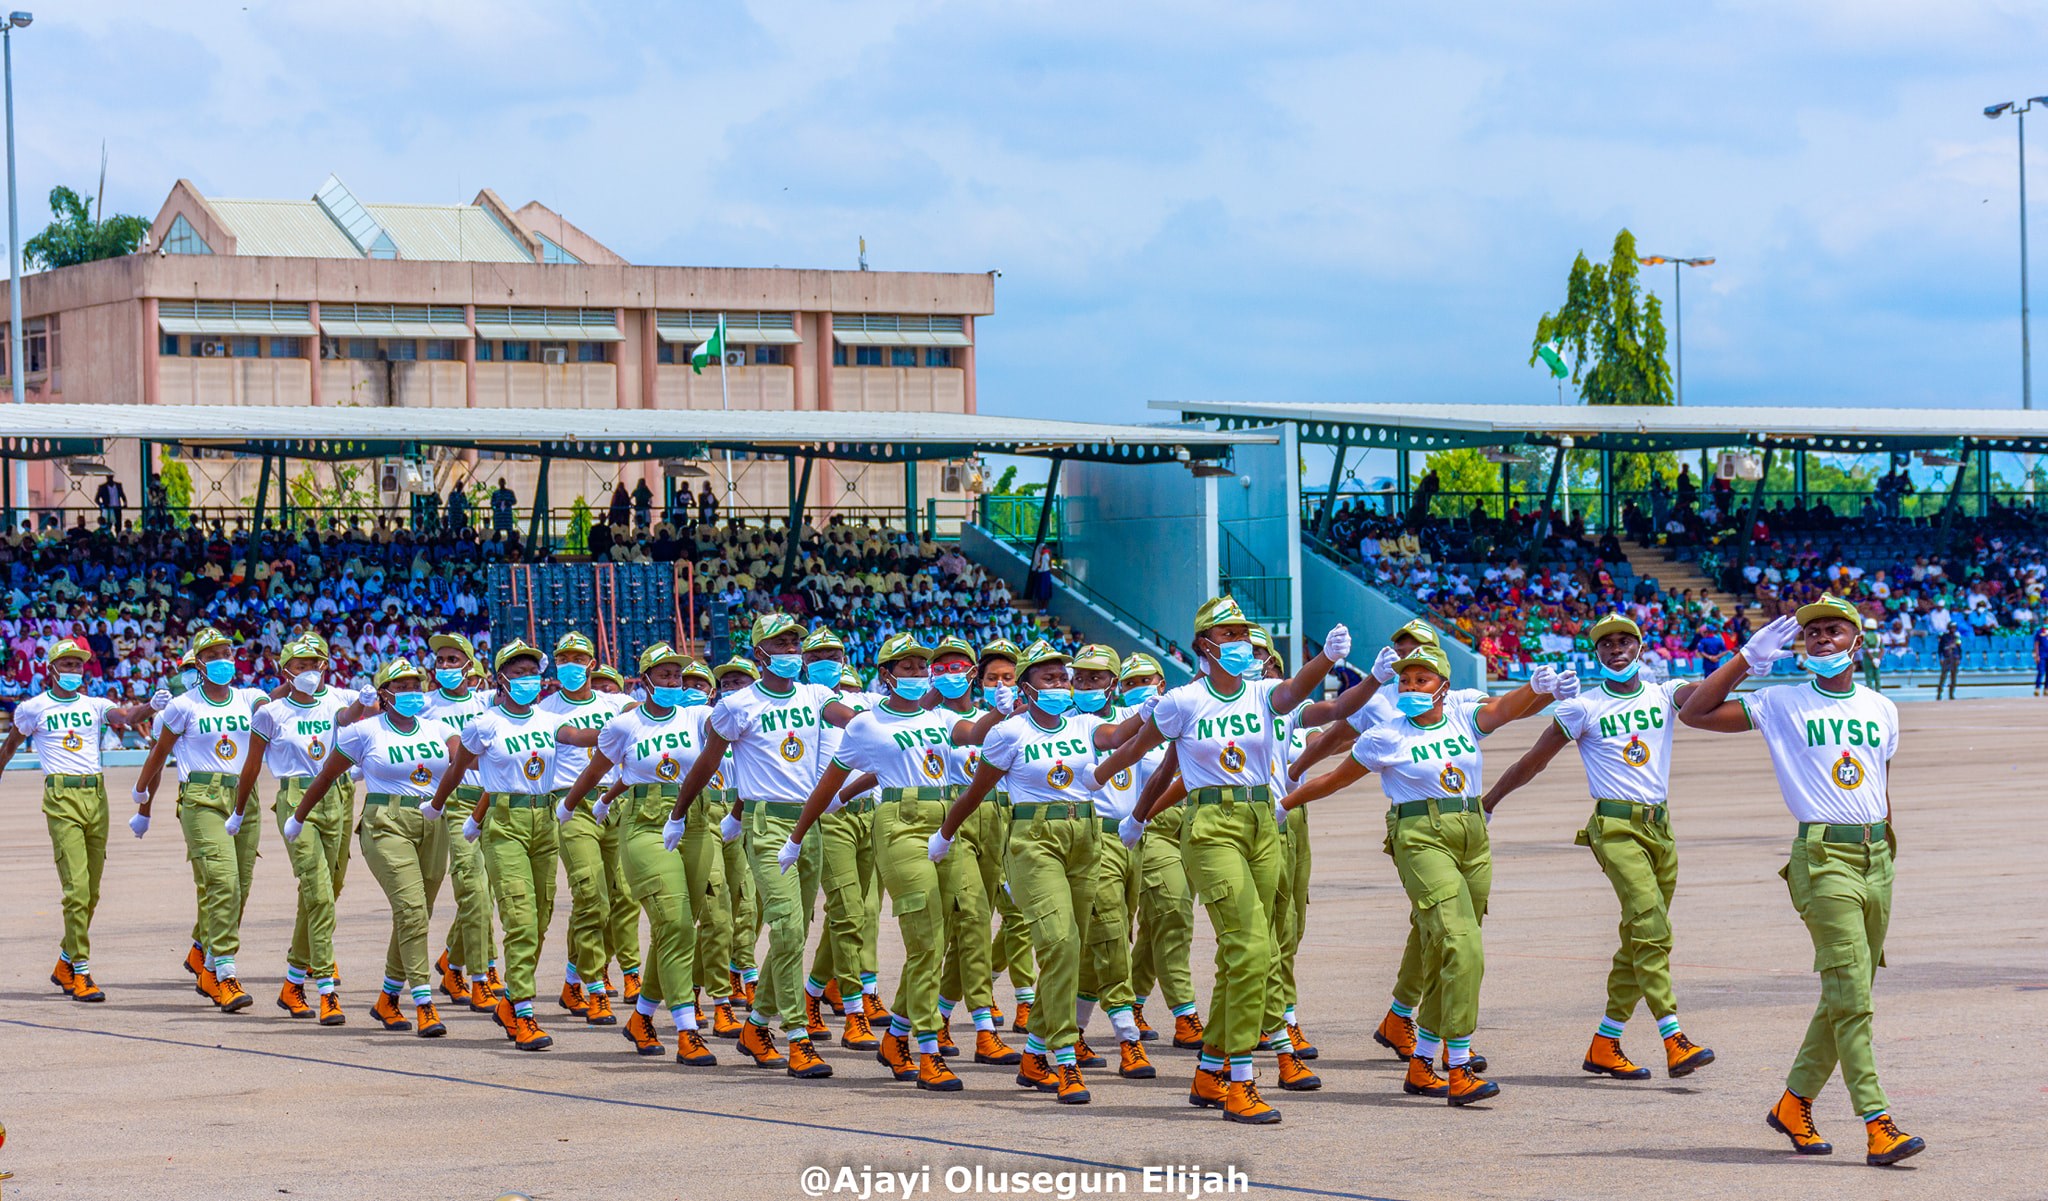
[1118,654,1201,1049]
[285,657,458,1038]
[1252,628,1322,1091]
[134,627,270,1014]
[589,663,643,1005]
[1069,643,1157,1082]
[229,635,359,1023]
[799,628,886,1047]
[932,636,1021,1066]
[559,643,719,1068]
[1282,643,1572,1106]
[976,639,1031,1032]
[659,614,867,1079]
[0,637,158,1003]
[542,633,630,1026]
[422,632,502,1012]
[430,639,562,1051]
[710,658,761,1010]
[1677,599,1925,1167]
[1481,613,1716,1081]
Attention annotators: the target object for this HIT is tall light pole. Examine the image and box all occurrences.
[3,12,29,527]
[1985,98,2048,410]
[1639,255,1714,405]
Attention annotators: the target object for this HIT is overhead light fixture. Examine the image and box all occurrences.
[59,457,112,477]
[1917,450,1966,468]
[1481,449,1530,465]
[1187,461,1235,478]
[662,459,710,478]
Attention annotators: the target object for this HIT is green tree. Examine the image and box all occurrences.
[1530,228,1675,407]
[158,457,194,524]
[1423,447,1511,517]
[567,495,593,555]
[23,185,150,270]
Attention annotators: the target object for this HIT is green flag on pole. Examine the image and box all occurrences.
[691,315,727,374]
[1536,341,1568,379]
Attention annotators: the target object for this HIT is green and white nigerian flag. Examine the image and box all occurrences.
[692,315,727,374]
[1536,340,1568,379]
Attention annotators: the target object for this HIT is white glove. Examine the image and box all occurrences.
[128,812,149,838]
[357,686,379,708]
[719,813,743,843]
[1371,645,1399,684]
[1742,614,1800,671]
[662,816,688,851]
[591,798,610,823]
[1137,693,1161,720]
[224,810,244,837]
[420,801,443,821]
[1274,800,1289,829]
[554,799,574,823]
[927,830,953,861]
[282,815,303,842]
[1746,653,1775,678]
[825,794,847,814]
[1117,814,1144,848]
[1322,623,1351,663]
[1530,664,1560,695]
[1551,669,1582,700]
[150,687,172,711]
[776,838,803,874]
[986,683,1017,712]
[462,815,482,843]
[132,786,151,808]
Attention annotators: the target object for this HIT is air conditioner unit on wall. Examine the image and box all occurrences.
[724,349,747,367]
[199,341,226,357]
[1716,451,1763,481]
[941,462,965,492]
[540,347,568,365]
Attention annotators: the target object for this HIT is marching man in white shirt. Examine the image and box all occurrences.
[1678,595,1925,1168]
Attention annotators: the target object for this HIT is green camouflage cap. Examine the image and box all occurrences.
[494,638,547,672]
[801,626,846,653]
[1194,596,1250,634]
[1016,639,1072,674]
[1118,652,1163,681]
[372,657,425,688]
[637,642,691,674]
[750,613,802,646]
[1388,645,1452,680]
[1069,643,1120,673]
[877,633,931,666]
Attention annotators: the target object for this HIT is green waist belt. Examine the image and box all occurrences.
[1799,820,1889,845]
[1099,816,1126,834]
[185,770,235,786]
[493,793,553,809]
[1188,785,1273,806]
[363,793,428,809]
[832,796,876,815]
[990,790,1011,807]
[881,786,947,802]
[44,773,102,788]
[750,800,805,819]
[627,782,680,801]
[1391,796,1481,820]
[1010,800,1092,821]
[1595,799,1669,824]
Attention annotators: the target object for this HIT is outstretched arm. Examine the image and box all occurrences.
[1481,721,1570,813]
[665,729,732,820]
[1281,754,1372,811]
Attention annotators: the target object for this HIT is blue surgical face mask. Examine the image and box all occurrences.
[435,668,466,690]
[389,691,428,717]
[1395,691,1437,718]
[1122,684,1158,706]
[806,659,842,687]
[892,676,933,701]
[556,663,589,691]
[54,671,84,692]
[932,672,972,699]
[179,669,200,692]
[766,653,804,681]
[650,684,693,708]
[1213,641,1259,678]
[1072,688,1109,713]
[1803,650,1854,678]
[202,659,236,686]
[504,676,544,706]
[1599,659,1642,683]
[1032,687,1074,715]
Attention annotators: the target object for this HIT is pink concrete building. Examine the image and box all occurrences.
[2,173,994,521]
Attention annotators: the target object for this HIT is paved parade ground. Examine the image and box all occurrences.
[0,697,2040,1201]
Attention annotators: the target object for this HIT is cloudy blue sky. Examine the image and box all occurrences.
[23,1,2048,423]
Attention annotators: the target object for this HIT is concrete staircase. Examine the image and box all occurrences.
[1619,543,1742,621]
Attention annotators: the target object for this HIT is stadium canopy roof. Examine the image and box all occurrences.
[0,404,1271,464]
[1155,401,2048,455]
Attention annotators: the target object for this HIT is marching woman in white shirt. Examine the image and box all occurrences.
[1678,596,1924,1167]
[1284,643,1571,1106]
[286,657,459,1038]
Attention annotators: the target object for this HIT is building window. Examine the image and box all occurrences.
[385,339,418,361]
[500,341,533,362]
[25,321,50,374]
[576,342,607,363]
[230,335,262,358]
[269,337,302,358]
[422,339,459,361]
[833,345,847,367]
[855,346,883,367]
[657,342,676,365]
[749,345,784,366]
[925,347,952,367]
[346,338,377,361]
[161,333,181,356]
[889,347,917,367]
[162,214,213,256]
[476,341,493,362]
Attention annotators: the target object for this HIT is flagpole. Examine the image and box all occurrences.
[716,313,735,508]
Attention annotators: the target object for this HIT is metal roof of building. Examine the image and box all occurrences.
[1155,401,2048,454]
[206,199,533,263]
[207,199,360,259]
[0,404,1270,464]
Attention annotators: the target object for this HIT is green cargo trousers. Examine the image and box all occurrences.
[744,801,811,1036]
[1284,808,1310,1011]
[810,801,877,1001]
[274,777,352,978]
[557,801,613,982]
[1130,802,1195,1011]
[1390,803,1491,1041]
[178,773,253,965]
[483,796,559,1001]
[1005,804,1100,1051]
[1262,815,1299,1037]
[676,793,731,996]
[440,785,495,975]
[618,788,694,1007]
[939,790,1006,1011]
[719,795,758,974]
[1579,803,1680,1023]
[358,795,447,988]
[42,775,109,963]
[988,793,1036,996]
[1179,789,1280,1057]
[599,803,642,979]
[1079,822,1138,1017]
[1784,829,1894,1115]
[874,790,960,1038]
[1386,807,1426,1010]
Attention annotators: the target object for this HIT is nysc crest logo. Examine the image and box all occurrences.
[1112,768,1133,791]
[1046,760,1075,791]
[1831,751,1864,790]
[215,735,239,761]
[656,754,681,782]
[780,733,806,764]
[1218,742,1247,775]
[409,763,433,787]
[1438,763,1469,794]
[60,730,84,752]
[308,736,326,762]
[921,748,946,781]
[1621,734,1651,769]
[523,752,547,782]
